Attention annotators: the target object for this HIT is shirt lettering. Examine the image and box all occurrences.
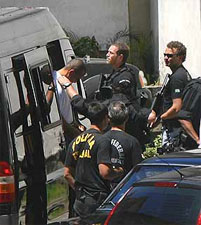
[71,133,95,159]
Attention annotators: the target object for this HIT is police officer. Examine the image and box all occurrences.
[100,101,143,188]
[64,101,123,218]
[104,42,138,102]
[104,42,150,149]
[148,41,192,151]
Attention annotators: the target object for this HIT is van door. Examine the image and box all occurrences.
[23,47,68,223]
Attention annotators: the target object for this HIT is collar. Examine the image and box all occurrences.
[112,63,126,73]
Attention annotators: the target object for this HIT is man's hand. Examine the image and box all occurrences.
[58,76,78,98]
[58,76,71,87]
[99,164,124,181]
[148,110,157,127]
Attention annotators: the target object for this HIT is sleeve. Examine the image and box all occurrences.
[96,137,112,166]
[118,72,137,97]
[176,110,192,121]
[71,94,89,116]
[64,139,77,168]
[170,74,186,99]
[131,138,143,167]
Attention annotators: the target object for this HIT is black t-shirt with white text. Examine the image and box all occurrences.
[100,130,143,175]
[65,128,111,194]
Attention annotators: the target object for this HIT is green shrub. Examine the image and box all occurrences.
[143,134,162,159]
[72,36,100,58]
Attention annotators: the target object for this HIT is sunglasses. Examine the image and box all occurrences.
[164,53,178,58]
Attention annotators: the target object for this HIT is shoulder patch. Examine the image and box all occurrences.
[119,79,130,84]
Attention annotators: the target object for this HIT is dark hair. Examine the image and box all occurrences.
[87,101,108,125]
[40,65,53,85]
[108,101,129,126]
[65,58,86,76]
[167,41,186,62]
[112,42,129,63]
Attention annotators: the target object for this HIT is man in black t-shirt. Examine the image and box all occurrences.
[148,41,192,151]
[64,101,123,218]
[100,101,143,187]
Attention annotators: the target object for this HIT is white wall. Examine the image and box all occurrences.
[157,0,201,80]
[0,0,129,50]
[150,0,159,76]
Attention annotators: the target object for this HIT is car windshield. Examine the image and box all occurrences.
[101,165,186,207]
[109,186,201,225]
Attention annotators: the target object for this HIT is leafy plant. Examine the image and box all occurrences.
[63,28,100,57]
[72,36,100,58]
[143,134,162,159]
[130,32,156,84]
[107,27,130,45]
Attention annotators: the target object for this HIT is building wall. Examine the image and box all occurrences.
[156,0,201,80]
[1,0,201,80]
[150,0,159,77]
[0,0,129,50]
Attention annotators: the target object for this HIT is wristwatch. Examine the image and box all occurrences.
[48,85,55,92]
[62,82,71,89]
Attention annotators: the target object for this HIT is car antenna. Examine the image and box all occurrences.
[155,154,185,180]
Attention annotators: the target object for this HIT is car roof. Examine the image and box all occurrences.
[139,149,201,166]
[134,165,201,186]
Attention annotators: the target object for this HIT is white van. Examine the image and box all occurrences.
[0,7,85,225]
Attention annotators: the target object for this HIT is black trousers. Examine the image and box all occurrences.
[74,187,108,218]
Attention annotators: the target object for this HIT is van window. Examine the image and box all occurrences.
[30,62,61,130]
[5,68,33,166]
[6,70,32,134]
[47,40,65,70]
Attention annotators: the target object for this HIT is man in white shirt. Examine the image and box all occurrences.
[53,58,86,218]
[54,58,86,142]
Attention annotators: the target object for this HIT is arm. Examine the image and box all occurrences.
[64,166,75,190]
[46,83,54,106]
[64,140,77,189]
[179,119,200,145]
[98,163,124,181]
[58,75,89,118]
[57,76,78,99]
[161,98,182,120]
[66,85,79,98]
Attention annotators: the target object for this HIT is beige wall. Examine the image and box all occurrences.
[128,0,151,35]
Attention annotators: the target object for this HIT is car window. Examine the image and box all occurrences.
[108,165,186,203]
[109,186,201,225]
[83,63,112,81]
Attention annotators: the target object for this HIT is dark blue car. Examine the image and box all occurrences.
[104,165,201,225]
[48,149,201,225]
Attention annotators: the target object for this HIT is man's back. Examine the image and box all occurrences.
[65,128,111,194]
[102,129,142,175]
